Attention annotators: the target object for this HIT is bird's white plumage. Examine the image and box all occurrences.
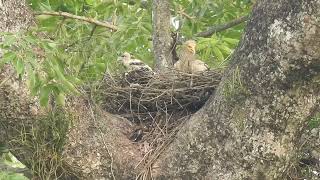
[174,40,209,74]
[118,52,152,72]
[191,59,209,74]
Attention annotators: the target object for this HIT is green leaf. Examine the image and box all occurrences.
[28,70,36,89]
[67,76,82,85]
[30,73,42,96]
[63,80,79,94]
[24,35,38,44]
[38,16,60,32]
[0,172,29,180]
[219,44,232,55]
[223,37,239,45]
[95,63,106,72]
[2,35,16,46]
[3,152,25,168]
[40,85,51,107]
[3,153,13,163]
[53,65,79,94]
[85,0,94,6]
[212,46,224,61]
[39,2,52,11]
[47,42,57,49]
[0,52,16,68]
[14,59,25,75]
[56,92,65,106]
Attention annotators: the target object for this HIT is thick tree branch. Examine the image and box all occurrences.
[196,15,249,37]
[35,11,118,31]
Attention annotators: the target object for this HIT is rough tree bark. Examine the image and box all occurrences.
[152,0,173,71]
[155,1,320,179]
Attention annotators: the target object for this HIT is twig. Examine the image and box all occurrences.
[35,11,118,31]
[196,15,249,37]
[170,7,194,20]
[178,10,194,20]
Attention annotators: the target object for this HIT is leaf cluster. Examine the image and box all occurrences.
[0,152,28,180]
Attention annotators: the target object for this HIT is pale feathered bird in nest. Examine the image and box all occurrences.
[117,52,153,88]
[117,52,153,72]
[174,40,209,74]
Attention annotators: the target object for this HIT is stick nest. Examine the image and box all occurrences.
[98,69,223,122]
[96,69,223,177]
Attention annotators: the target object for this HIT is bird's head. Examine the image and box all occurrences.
[117,52,131,62]
[184,40,196,55]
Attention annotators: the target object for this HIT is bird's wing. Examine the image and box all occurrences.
[195,59,209,69]
[190,59,209,74]
[129,59,145,66]
[174,60,187,72]
[130,59,153,71]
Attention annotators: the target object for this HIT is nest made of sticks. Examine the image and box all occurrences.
[95,69,223,176]
[98,69,223,123]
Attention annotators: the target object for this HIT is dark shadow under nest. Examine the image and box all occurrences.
[96,69,223,176]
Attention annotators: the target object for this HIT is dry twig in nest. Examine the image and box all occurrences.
[98,69,222,123]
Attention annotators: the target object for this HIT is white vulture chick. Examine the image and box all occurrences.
[174,40,209,74]
[118,52,152,72]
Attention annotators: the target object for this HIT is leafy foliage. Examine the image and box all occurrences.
[0,152,29,180]
[0,172,29,180]
[0,32,80,107]
[0,0,252,106]
[1,153,25,169]
[171,0,252,67]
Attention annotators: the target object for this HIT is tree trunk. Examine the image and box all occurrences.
[152,0,173,71]
[155,0,320,179]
